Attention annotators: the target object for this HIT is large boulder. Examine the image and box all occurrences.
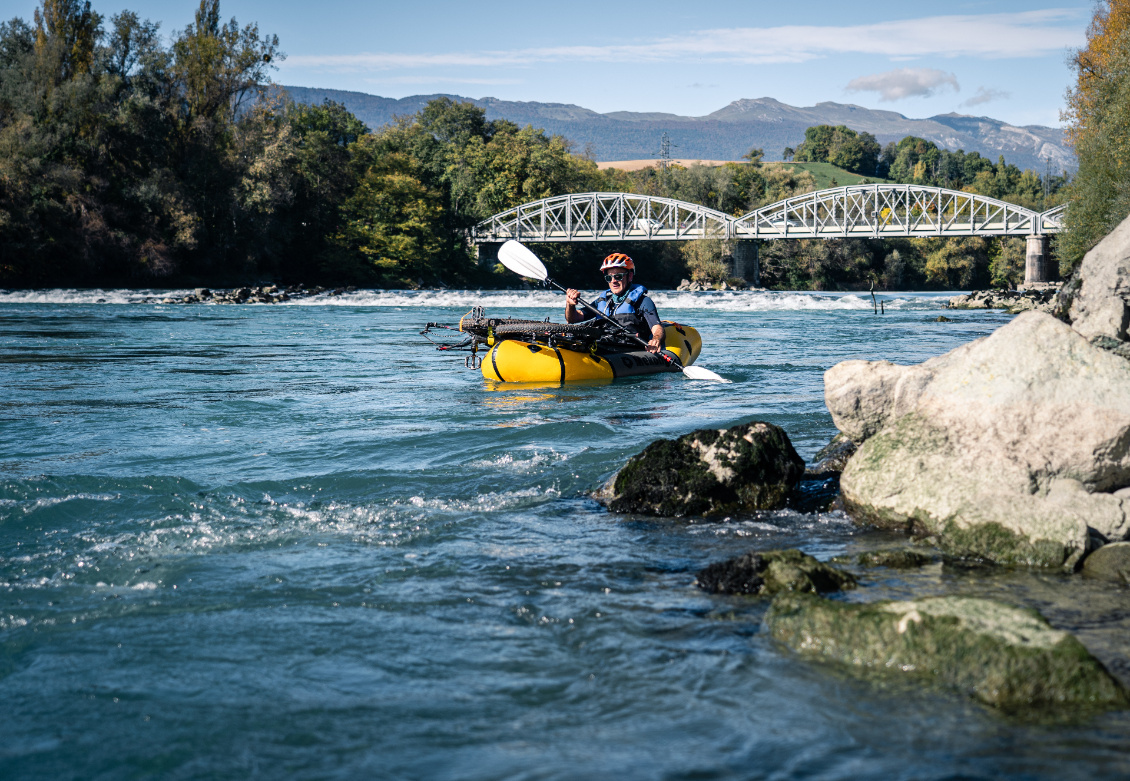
[602,421,805,517]
[1069,212,1130,342]
[695,549,856,596]
[825,311,1130,568]
[766,593,1129,715]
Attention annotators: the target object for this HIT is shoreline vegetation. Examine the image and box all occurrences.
[1,0,1089,294]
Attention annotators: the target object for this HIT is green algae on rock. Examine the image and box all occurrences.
[696,549,857,596]
[603,421,805,517]
[766,593,1129,715]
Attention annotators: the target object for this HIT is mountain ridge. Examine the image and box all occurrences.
[279,86,1072,173]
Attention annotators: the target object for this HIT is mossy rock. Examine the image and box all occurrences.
[606,421,805,517]
[766,593,1128,715]
[696,548,857,596]
[937,520,1073,569]
[840,413,1087,569]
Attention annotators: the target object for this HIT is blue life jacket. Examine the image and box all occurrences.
[595,283,649,317]
[594,284,654,341]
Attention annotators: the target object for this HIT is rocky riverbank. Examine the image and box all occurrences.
[675,278,759,292]
[147,284,357,305]
[596,214,1130,720]
[946,283,1061,313]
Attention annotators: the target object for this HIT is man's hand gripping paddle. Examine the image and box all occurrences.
[497,240,730,383]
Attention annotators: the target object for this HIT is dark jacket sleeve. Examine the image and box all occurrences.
[638,296,661,331]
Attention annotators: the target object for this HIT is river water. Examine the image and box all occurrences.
[1,289,1128,779]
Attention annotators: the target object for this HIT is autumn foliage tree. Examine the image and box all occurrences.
[1058,0,1130,270]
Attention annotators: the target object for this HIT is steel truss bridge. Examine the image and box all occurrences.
[471,186,1066,244]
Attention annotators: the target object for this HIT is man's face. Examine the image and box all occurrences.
[605,270,629,293]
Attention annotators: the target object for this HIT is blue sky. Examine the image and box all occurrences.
[9,0,1091,126]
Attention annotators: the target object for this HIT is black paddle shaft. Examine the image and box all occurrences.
[546,277,682,368]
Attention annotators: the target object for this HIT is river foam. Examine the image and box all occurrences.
[0,287,952,311]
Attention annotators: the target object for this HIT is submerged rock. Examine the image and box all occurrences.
[766,593,1129,715]
[824,311,1130,569]
[808,432,857,474]
[834,548,936,569]
[1082,542,1130,585]
[785,433,857,513]
[603,421,805,517]
[696,549,856,596]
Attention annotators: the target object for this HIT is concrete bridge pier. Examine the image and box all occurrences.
[476,241,502,267]
[731,240,760,287]
[1024,235,1054,284]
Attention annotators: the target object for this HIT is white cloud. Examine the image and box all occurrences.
[286,10,1085,71]
[846,68,960,101]
[962,87,1011,107]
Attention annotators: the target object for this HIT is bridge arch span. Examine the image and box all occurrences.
[471,192,733,244]
[734,184,1058,239]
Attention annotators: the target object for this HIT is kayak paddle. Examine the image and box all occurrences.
[497,240,730,383]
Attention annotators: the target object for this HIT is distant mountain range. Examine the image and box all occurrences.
[280,86,1073,174]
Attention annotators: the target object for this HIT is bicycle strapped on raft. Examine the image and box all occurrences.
[420,308,629,371]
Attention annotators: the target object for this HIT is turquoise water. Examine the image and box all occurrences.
[2,289,1127,779]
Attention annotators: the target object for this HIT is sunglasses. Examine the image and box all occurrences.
[604,273,628,282]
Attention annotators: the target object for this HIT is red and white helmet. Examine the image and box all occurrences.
[600,253,635,273]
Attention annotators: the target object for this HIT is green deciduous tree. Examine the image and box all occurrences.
[171,0,278,123]
[988,237,1027,288]
[923,237,988,289]
[333,139,444,286]
[34,0,101,80]
[793,125,880,176]
[681,239,729,284]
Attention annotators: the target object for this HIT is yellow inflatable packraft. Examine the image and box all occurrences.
[480,322,702,383]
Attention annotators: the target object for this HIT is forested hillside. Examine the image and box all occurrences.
[0,0,1096,291]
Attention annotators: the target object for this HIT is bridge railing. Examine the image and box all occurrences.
[1039,203,1067,234]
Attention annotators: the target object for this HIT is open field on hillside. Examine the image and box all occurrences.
[596,159,736,171]
[596,159,888,189]
[782,162,891,188]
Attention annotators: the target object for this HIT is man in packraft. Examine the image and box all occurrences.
[564,253,665,353]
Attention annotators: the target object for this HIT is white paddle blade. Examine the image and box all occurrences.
[682,365,731,383]
[498,240,548,282]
